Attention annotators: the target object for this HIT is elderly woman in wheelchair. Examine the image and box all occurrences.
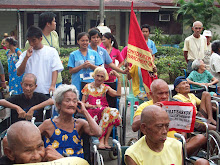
[186,59,219,96]
[38,84,101,158]
[81,67,121,149]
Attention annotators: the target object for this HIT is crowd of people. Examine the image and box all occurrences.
[0,10,219,165]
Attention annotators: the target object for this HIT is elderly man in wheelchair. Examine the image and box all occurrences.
[132,79,208,157]
[173,76,217,129]
[0,73,54,131]
[0,121,89,165]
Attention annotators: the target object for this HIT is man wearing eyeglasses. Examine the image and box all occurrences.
[183,21,207,73]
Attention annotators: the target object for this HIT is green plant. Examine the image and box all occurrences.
[0,49,9,81]
[212,32,220,41]
[174,0,220,29]
[60,56,71,84]
[151,27,164,45]
[155,46,183,58]
[162,35,172,45]
[60,47,78,57]
[179,42,184,49]
[155,54,187,84]
[170,35,183,44]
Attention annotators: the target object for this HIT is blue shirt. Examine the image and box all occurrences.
[88,45,112,65]
[187,70,213,89]
[68,49,103,92]
[147,39,157,55]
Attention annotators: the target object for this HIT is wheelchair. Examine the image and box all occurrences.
[170,85,220,164]
[0,90,53,157]
[80,79,122,164]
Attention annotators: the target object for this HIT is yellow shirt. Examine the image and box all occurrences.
[173,93,201,113]
[134,100,176,138]
[125,136,182,165]
[134,100,153,118]
[15,157,89,165]
[129,65,141,97]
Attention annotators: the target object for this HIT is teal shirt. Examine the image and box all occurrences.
[187,70,213,89]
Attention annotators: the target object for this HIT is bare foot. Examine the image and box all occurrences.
[98,143,105,149]
[105,143,111,149]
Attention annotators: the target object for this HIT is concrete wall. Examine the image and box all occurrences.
[0,11,17,40]
[85,11,123,45]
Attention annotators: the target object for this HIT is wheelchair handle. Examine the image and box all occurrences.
[50,91,53,98]
[112,139,122,165]
[174,133,187,159]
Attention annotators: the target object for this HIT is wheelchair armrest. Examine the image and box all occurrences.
[195,116,207,123]
[44,105,52,111]
[0,106,5,111]
[200,85,208,91]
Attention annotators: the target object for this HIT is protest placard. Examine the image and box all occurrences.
[161,101,196,133]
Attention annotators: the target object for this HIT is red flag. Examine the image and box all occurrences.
[127,2,157,100]
[127,1,153,71]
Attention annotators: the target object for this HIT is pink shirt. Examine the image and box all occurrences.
[101,44,124,82]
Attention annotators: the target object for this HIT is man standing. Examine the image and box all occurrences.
[64,19,72,45]
[141,24,157,61]
[16,26,64,95]
[25,12,63,88]
[125,105,182,165]
[183,21,207,73]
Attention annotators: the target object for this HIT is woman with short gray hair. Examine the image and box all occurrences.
[39,84,101,158]
[187,59,218,96]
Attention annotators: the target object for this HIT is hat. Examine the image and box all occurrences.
[203,30,212,37]
[174,76,187,89]
[3,33,8,37]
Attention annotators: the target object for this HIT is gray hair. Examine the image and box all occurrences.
[192,59,202,71]
[53,84,79,112]
[22,73,37,84]
[193,21,203,27]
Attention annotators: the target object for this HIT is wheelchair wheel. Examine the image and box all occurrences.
[109,147,118,160]
[208,130,220,163]
[120,104,126,146]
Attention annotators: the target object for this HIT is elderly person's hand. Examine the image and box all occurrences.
[16,107,26,119]
[25,108,35,120]
[109,70,120,79]
[43,145,63,161]
[200,83,209,87]
[77,101,87,115]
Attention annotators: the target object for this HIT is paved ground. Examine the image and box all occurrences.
[100,92,138,165]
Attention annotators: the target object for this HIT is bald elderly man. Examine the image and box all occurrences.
[0,121,63,164]
[125,105,183,165]
[132,79,207,157]
[183,21,207,73]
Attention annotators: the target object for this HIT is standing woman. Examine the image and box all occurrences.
[68,32,103,92]
[5,37,23,94]
[101,32,124,82]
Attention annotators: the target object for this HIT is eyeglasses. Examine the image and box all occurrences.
[194,27,202,30]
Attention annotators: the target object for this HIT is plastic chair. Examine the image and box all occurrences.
[122,74,140,125]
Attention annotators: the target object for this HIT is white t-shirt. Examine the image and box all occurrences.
[16,45,64,94]
[210,52,220,86]
[183,34,207,60]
